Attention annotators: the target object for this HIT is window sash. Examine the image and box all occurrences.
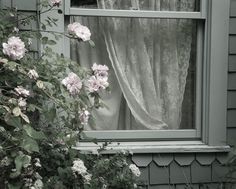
[64,1,204,139]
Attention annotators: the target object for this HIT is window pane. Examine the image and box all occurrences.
[70,16,198,130]
[71,0,200,12]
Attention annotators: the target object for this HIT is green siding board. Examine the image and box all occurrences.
[149,162,170,185]
[139,167,149,186]
[153,154,173,166]
[18,12,37,30]
[191,161,212,183]
[228,73,236,90]
[231,0,236,17]
[228,91,236,109]
[227,128,236,145]
[132,154,152,167]
[0,0,11,7]
[149,185,175,189]
[175,184,198,189]
[229,36,236,54]
[227,110,236,127]
[229,55,236,72]
[212,161,228,182]
[199,183,220,189]
[195,154,215,166]
[169,161,191,184]
[12,0,37,11]
[174,154,195,166]
[229,18,236,34]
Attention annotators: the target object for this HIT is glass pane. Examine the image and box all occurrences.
[71,0,200,12]
[70,16,198,130]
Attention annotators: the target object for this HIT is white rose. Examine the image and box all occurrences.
[129,164,141,177]
[62,72,82,95]
[2,36,26,60]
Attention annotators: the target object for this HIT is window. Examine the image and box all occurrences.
[44,0,230,151]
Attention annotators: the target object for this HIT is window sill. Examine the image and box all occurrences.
[74,141,231,154]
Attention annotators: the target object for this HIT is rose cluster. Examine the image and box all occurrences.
[67,22,91,42]
[72,158,92,184]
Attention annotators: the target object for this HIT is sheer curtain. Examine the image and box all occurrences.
[70,0,196,130]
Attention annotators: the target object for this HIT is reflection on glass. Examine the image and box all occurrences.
[71,0,200,12]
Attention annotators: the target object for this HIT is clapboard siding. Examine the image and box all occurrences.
[227,0,236,143]
[12,0,37,11]
[229,55,236,72]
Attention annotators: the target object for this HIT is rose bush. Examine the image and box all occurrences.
[0,0,142,188]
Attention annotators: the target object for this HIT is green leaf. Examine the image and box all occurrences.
[8,183,21,189]
[23,125,46,140]
[5,116,22,128]
[20,113,30,123]
[14,152,31,172]
[42,36,48,45]
[88,40,95,47]
[48,40,57,45]
[20,136,39,153]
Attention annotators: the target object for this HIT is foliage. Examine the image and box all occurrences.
[0,1,142,188]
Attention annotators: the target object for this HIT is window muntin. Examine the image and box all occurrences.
[70,17,198,131]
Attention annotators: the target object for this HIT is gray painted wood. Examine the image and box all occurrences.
[191,161,211,183]
[195,153,215,165]
[231,0,236,17]
[12,0,37,11]
[212,160,228,182]
[228,92,236,109]
[0,0,11,7]
[153,154,173,166]
[216,153,229,164]
[169,161,191,184]
[227,128,236,145]
[18,12,37,31]
[149,185,175,189]
[149,162,169,185]
[228,73,236,90]
[229,55,236,72]
[175,184,198,189]
[227,110,236,127]
[229,18,236,34]
[199,183,220,189]
[174,154,195,166]
[229,36,236,54]
[139,167,149,186]
[132,154,152,167]
[207,0,229,146]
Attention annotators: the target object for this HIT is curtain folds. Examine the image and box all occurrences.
[70,0,196,130]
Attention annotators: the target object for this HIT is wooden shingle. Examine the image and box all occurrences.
[169,161,191,184]
[149,161,169,185]
[191,161,211,183]
[153,154,174,166]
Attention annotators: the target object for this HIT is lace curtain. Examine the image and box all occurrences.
[70,0,196,130]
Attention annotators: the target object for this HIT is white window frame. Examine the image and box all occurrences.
[42,0,231,152]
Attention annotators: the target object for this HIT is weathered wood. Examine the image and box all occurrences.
[149,161,169,185]
[139,167,149,186]
[153,154,173,166]
[191,161,211,183]
[169,161,191,184]
[216,153,229,164]
[174,154,195,166]
[227,110,236,127]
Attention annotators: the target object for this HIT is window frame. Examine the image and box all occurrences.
[43,0,231,152]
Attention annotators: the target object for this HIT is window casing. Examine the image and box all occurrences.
[42,0,230,151]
